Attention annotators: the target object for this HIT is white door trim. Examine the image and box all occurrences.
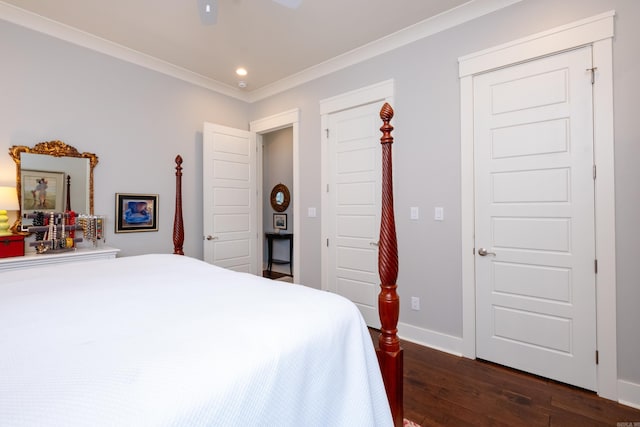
[319,79,394,292]
[250,109,301,279]
[459,11,617,400]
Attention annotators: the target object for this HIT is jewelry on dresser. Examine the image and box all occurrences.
[33,211,45,240]
[80,216,88,241]
[49,212,55,249]
[90,216,97,246]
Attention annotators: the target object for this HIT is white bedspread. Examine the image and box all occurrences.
[0,254,392,426]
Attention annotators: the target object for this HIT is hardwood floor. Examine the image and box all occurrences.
[261,269,291,280]
[369,329,640,426]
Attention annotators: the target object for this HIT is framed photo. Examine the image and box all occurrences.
[273,213,287,230]
[115,193,158,233]
[21,169,66,213]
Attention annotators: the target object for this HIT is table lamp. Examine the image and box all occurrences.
[0,186,19,236]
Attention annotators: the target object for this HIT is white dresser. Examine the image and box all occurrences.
[0,246,120,272]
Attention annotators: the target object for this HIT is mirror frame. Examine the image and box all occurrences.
[9,140,98,231]
[270,183,290,212]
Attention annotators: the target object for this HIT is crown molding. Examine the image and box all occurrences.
[0,1,249,101]
[247,0,522,102]
[1,0,521,104]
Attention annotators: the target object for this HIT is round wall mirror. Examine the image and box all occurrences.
[270,183,290,212]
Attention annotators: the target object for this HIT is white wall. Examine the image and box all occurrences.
[0,19,249,258]
[249,0,640,390]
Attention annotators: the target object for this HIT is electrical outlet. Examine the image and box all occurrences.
[411,296,420,311]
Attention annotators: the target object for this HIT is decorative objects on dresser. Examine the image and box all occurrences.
[0,186,20,237]
[23,211,105,254]
[0,234,24,259]
[9,140,98,232]
[77,214,105,247]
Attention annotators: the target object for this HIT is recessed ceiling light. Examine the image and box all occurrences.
[236,68,248,77]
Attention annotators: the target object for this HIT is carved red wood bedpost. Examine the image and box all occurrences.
[65,175,71,212]
[173,155,184,255]
[376,102,403,426]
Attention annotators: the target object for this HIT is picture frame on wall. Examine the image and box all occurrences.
[115,193,158,233]
[273,213,287,230]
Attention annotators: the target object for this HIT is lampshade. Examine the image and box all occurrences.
[0,186,19,211]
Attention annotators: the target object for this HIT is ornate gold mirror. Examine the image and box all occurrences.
[9,140,98,231]
[270,183,290,212]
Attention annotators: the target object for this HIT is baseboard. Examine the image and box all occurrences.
[397,322,463,357]
[618,379,640,410]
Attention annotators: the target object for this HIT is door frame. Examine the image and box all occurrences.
[250,109,300,280]
[459,11,617,399]
[319,79,394,292]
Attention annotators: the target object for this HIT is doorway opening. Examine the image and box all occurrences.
[250,109,300,283]
[261,127,294,281]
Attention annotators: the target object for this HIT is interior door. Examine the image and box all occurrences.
[474,46,597,390]
[203,122,258,274]
[326,101,383,327]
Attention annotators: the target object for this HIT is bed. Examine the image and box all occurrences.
[0,103,403,426]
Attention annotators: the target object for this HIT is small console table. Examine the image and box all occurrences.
[265,232,293,275]
[0,246,120,272]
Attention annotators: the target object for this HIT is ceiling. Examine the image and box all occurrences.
[1,0,502,99]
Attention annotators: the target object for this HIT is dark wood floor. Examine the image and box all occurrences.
[262,269,292,280]
[369,329,640,426]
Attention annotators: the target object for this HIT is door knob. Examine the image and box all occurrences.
[205,235,218,241]
[478,248,496,256]
[370,241,379,247]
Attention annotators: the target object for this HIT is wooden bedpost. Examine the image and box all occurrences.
[65,175,71,212]
[376,102,403,426]
[173,155,184,255]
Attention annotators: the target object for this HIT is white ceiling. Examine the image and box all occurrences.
[0,0,516,100]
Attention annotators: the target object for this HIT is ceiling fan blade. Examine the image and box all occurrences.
[198,0,218,25]
[272,0,303,9]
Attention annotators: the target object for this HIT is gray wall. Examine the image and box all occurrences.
[1,0,638,387]
[249,0,640,385]
[0,20,249,258]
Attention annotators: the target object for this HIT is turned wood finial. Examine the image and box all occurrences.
[65,175,72,212]
[376,102,403,427]
[173,155,184,255]
[380,103,394,145]
[378,101,399,301]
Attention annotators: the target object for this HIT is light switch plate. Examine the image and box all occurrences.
[434,207,444,221]
[410,207,419,220]
[308,207,317,217]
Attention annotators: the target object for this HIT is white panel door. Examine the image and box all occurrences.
[327,102,383,327]
[474,47,597,390]
[203,123,258,274]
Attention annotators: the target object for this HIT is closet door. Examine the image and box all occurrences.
[474,47,597,390]
[326,101,383,327]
